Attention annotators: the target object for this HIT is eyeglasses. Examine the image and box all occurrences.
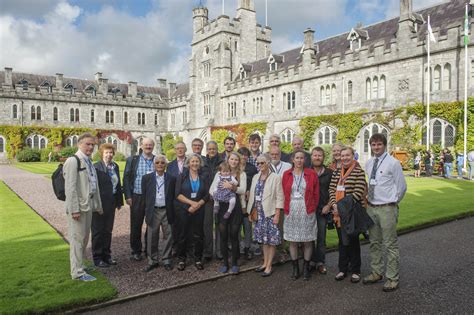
[154,161,166,165]
[256,162,266,166]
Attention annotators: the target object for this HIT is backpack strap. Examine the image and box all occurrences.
[73,155,86,172]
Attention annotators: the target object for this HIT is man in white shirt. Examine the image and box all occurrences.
[363,133,407,292]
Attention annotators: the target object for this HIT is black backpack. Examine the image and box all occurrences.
[51,155,84,201]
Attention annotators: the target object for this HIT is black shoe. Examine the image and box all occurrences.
[303,260,311,281]
[130,253,143,261]
[255,266,265,273]
[164,264,173,271]
[95,260,110,268]
[177,262,186,271]
[104,258,117,266]
[261,270,273,277]
[291,260,300,280]
[195,261,204,270]
[143,264,159,273]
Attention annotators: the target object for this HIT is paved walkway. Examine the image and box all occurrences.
[0,165,260,296]
[85,216,474,314]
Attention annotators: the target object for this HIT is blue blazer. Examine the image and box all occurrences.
[167,159,185,179]
[141,172,176,225]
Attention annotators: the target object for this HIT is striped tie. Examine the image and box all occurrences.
[368,157,379,201]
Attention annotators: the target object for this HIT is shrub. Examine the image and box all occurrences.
[114,152,126,161]
[16,148,41,162]
[60,146,77,158]
[40,149,59,162]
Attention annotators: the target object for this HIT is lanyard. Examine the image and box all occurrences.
[372,154,387,178]
[275,162,282,174]
[256,174,266,196]
[190,176,200,193]
[156,175,164,193]
[141,155,153,170]
[293,170,304,192]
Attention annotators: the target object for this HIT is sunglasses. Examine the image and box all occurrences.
[154,161,166,165]
[256,161,266,165]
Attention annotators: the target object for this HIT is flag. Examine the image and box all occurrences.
[464,6,470,46]
[427,21,436,43]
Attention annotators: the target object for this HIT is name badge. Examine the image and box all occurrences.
[336,185,345,192]
[370,179,377,186]
[191,192,197,199]
[256,195,262,202]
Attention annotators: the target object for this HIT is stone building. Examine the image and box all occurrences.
[0,0,473,164]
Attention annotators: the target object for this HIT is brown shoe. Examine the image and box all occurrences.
[317,265,327,275]
[362,273,383,284]
[383,280,399,292]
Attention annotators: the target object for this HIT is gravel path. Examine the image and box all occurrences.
[0,165,261,297]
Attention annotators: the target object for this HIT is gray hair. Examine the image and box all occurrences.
[154,154,168,164]
[184,153,204,168]
[269,134,281,142]
[256,153,272,165]
[141,137,155,146]
[206,140,218,148]
[174,141,187,150]
[292,136,304,144]
[78,132,96,143]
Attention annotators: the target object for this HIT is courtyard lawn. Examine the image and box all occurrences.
[14,161,126,176]
[0,181,117,314]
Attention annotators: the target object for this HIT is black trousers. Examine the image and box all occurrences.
[175,207,205,262]
[217,201,242,267]
[130,193,146,255]
[91,197,117,263]
[337,228,361,274]
[311,212,328,265]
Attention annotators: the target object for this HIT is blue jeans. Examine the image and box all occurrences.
[444,163,453,178]
[457,164,463,178]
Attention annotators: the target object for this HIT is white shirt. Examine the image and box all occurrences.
[270,161,292,177]
[155,173,166,207]
[366,152,407,205]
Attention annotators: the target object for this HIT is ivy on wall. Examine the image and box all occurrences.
[210,122,267,152]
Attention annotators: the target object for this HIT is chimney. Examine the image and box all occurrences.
[128,81,137,97]
[157,78,167,88]
[55,73,63,90]
[400,0,412,18]
[99,78,108,95]
[303,28,315,51]
[4,67,12,86]
[95,72,103,82]
[168,82,177,98]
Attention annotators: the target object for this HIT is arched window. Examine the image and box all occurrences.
[363,130,370,153]
[66,135,79,147]
[443,63,451,90]
[331,84,336,104]
[325,85,331,105]
[347,81,353,102]
[31,106,36,120]
[316,126,337,145]
[380,75,386,99]
[280,128,295,143]
[366,78,371,100]
[106,110,110,123]
[0,136,5,153]
[90,109,95,123]
[75,109,79,122]
[372,76,378,99]
[124,111,129,124]
[12,104,18,119]
[433,65,441,91]
[291,91,296,110]
[36,106,41,120]
[110,111,114,124]
[26,135,47,149]
[320,87,325,105]
[53,107,58,121]
[445,124,454,146]
[70,108,74,122]
[106,136,118,146]
[422,119,456,147]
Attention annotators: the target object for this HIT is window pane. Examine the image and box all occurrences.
[331,130,337,144]
[33,135,39,149]
[318,132,323,144]
[40,138,46,149]
[445,125,454,146]
[324,127,330,144]
[372,124,378,135]
[432,120,442,144]
[364,130,370,153]
[0,138,4,152]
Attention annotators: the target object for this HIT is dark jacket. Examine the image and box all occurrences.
[167,158,185,179]
[317,167,333,212]
[205,154,223,183]
[174,172,210,213]
[141,172,176,225]
[123,154,155,199]
[337,195,374,245]
[243,162,258,193]
[94,161,124,213]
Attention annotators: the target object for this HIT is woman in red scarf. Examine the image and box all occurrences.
[329,146,366,283]
[282,150,320,281]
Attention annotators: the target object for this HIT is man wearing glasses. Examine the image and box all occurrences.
[268,134,290,163]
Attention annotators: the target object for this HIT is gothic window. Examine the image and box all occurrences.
[380,75,386,99]
[182,111,187,124]
[70,108,74,122]
[0,136,4,153]
[331,84,336,105]
[53,107,58,121]
[320,87,325,105]
[203,92,211,116]
[316,126,337,145]
[270,62,277,71]
[170,113,176,126]
[138,112,146,125]
[347,81,353,102]
[74,108,79,122]
[142,113,146,125]
[31,106,36,120]
[110,111,114,124]
[372,76,378,100]
[227,102,237,118]
[90,109,95,123]
[287,93,291,110]
[64,83,74,94]
[85,85,96,96]
[366,78,371,101]
[26,135,47,149]
[280,128,295,143]
[443,63,451,90]
[36,106,41,120]
[363,130,370,153]
[362,123,389,153]
[106,136,118,146]
[203,62,211,78]
[291,91,296,110]
[124,111,128,124]
[433,65,441,91]
[325,85,331,105]
[106,110,110,123]
[12,104,18,119]
[242,100,246,116]
[432,120,442,144]
[283,93,287,108]
[66,135,79,147]
[155,113,158,125]
[445,125,454,146]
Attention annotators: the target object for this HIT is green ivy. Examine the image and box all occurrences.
[161,133,183,161]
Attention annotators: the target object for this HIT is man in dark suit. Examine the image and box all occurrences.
[167,141,187,179]
[141,154,176,272]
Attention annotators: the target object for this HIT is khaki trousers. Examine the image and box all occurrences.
[366,204,400,281]
[67,210,93,279]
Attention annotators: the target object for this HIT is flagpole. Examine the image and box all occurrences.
[222,0,224,15]
[265,0,268,27]
[426,15,431,151]
[463,3,468,171]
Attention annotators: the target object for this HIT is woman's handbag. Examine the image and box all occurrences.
[250,207,258,222]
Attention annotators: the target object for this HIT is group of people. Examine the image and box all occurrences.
[64,132,407,292]
[414,149,474,179]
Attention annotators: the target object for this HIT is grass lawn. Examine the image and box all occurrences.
[14,161,126,178]
[0,181,117,314]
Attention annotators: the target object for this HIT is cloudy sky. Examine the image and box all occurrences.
[0,0,442,86]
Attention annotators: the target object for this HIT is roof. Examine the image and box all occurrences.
[171,83,189,98]
[239,0,465,78]
[0,71,170,98]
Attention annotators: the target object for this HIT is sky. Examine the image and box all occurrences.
[0,0,442,86]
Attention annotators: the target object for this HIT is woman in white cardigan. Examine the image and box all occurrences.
[247,153,284,277]
[210,152,247,274]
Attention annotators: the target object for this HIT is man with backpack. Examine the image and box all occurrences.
[123,137,155,261]
[63,133,103,281]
